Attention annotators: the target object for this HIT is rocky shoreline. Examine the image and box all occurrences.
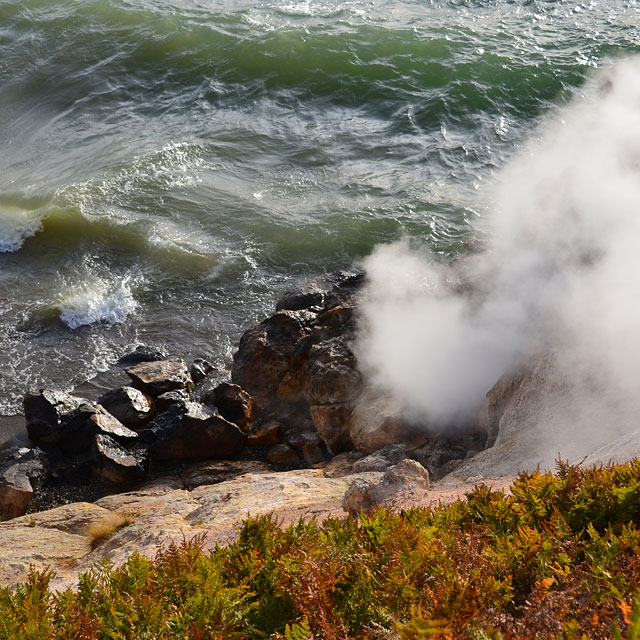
[0,270,492,522]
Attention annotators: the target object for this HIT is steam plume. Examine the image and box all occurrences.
[356,57,640,462]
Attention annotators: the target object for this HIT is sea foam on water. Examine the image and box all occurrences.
[356,56,640,459]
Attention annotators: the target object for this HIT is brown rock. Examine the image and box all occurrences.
[99,386,156,429]
[247,421,283,447]
[151,402,246,461]
[266,443,300,465]
[309,404,354,455]
[306,339,362,406]
[182,460,272,490]
[231,310,316,410]
[0,446,46,520]
[202,382,254,431]
[125,358,193,397]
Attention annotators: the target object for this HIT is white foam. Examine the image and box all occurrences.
[0,203,43,252]
[59,277,137,329]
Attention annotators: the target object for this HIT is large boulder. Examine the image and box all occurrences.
[98,386,156,430]
[92,435,146,484]
[24,390,82,445]
[125,358,193,397]
[150,402,246,461]
[0,445,47,520]
[201,382,254,431]
[275,271,364,313]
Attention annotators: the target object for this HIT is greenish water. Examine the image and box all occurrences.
[0,0,638,415]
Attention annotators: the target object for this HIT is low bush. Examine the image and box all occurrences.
[2,460,640,639]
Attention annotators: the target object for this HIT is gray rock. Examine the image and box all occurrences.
[99,386,155,429]
[190,358,215,384]
[24,390,82,445]
[0,446,46,520]
[118,345,166,365]
[125,358,193,397]
[181,460,272,490]
[155,390,191,414]
[275,271,364,313]
[352,444,409,473]
[91,435,146,484]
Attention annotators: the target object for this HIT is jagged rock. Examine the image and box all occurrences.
[306,339,362,406]
[349,387,426,454]
[117,345,166,365]
[136,404,183,445]
[0,446,46,520]
[266,443,300,465]
[247,421,283,447]
[275,271,364,313]
[155,390,191,413]
[352,444,409,473]
[201,382,254,431]
[125,358,193,397]
[309,405,354,455]
[342,459,429,516]
[92,435,146,484]
[24,390,82,445]
[181,460,272,490]
[99,387,155,429]
[190,358,214,384]
[150,402,246,461]
[61,404,139,454]
[231,310,316,411]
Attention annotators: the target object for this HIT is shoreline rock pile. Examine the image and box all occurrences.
[0,271,489,521]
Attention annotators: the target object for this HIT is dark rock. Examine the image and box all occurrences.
[137,404,184,445]
[150,402,246,461]
[201,382,254,431]
[306,339,362,406]
[61,404,139,454]
[24,390,82,445]
[190,358,215,384]
[247,421,283,447]
[309,405,354,455]
[91,434,146,484]
[181,460,272,490]
[117,345,166,365]
[275,271,364,313]
[285,430,326,465]
[0,446,47,520]
[125,358,193,397]
[98,386,155,429]
[231,310,316,410]
[155,390,191,414]
[266,443,300,465]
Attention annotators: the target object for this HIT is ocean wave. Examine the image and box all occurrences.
[59,277,138,329]
[0,202,44,252]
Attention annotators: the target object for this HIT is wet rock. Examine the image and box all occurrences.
[247,421,283,447]
[201,382,254,431]
[275,271,364,313]
[231,310,316,411]
[150,402,246,461]
[266,443,300,465]
[118,345,166,365]
[181,460,272,490]
[155,390,191,414]
[125,358,193,397]
[342,459,429,516]
[349,387,426,454]
[190,358,214,384]
[352,444,409,473]
[0,446,47,520]
[99,386,156,430]
[92,435,146,484]
[61,404,139,454]
[24,390,82,445]
[136,404,183,445]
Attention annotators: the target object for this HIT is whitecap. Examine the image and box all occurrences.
[0,203,43,252]
[59,278,138,329]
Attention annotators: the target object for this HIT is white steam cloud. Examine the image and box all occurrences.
[356,57,640,465]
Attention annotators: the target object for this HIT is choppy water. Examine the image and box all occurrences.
[0,0,639,415]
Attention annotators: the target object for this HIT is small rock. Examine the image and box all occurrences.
[155,390,191,414]
[24,390,82,445]
[0,446,47,520]
[117,345,166,365]
[301,443,325,466]
[190,358,215,384]
[201,382,254,431]
[266,443,300,465]
[318,451,364,477]
[91,435,146,484]
[384,459,430,488]
[247,421,283,447]
[99,387,155,429]
[125,358,193,397]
